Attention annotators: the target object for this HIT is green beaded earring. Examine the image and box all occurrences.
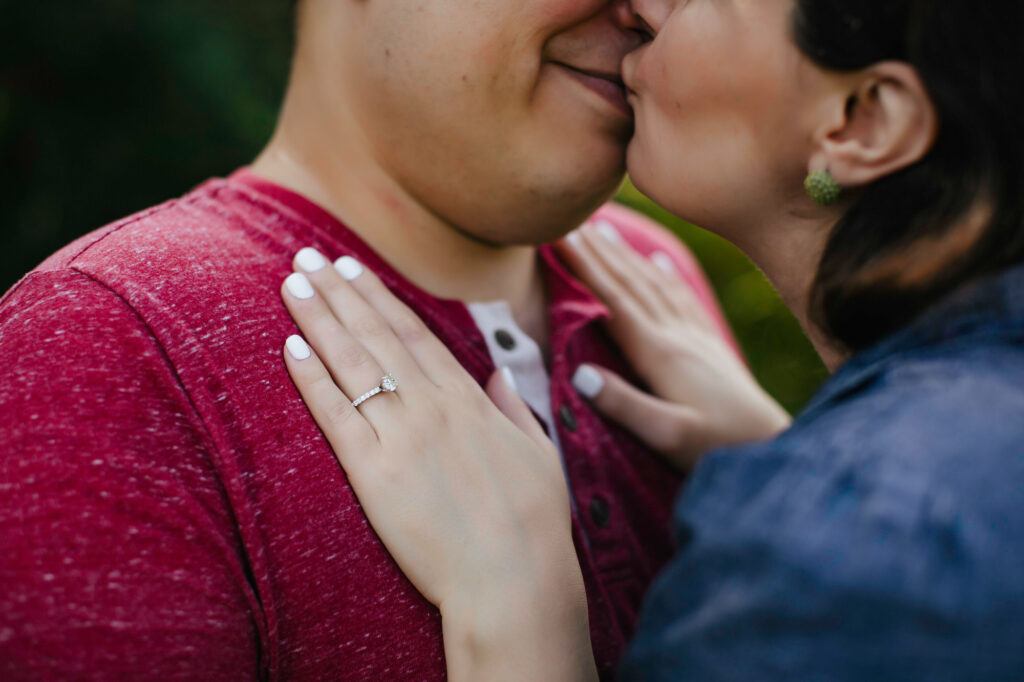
[804,170,842,206]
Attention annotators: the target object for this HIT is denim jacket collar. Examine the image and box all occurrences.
[802,262,1024,417]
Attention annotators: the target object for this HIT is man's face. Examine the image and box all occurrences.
[311,0,643,244]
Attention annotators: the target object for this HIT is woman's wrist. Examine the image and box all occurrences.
[720,391,791,447]
[749,388,792,435]
[439,565,597,682]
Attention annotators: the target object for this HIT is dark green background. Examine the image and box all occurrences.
[0,0,827,412]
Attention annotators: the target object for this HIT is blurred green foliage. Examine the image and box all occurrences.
[0,0,827,412]
[0,0,293,287]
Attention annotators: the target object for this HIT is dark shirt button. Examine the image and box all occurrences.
[494,329,517,351]
[558,404,577,432]
[590,496,611,528]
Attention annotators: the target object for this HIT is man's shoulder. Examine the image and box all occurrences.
[35,177,284,283]
[0,174,304,377]
[33,198,180,274]
[4,175,304,333]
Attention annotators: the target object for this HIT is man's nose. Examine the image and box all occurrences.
[610,0,645,33]
[606,0,649,51]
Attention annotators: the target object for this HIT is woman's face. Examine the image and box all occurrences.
[623,0,815,240]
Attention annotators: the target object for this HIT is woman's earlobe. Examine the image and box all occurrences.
[804,169,842,206]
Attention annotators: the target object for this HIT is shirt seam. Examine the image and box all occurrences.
[61,265,276,677]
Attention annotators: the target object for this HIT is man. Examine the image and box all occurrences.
[0,0,734,678]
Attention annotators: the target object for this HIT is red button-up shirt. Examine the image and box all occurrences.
[0,169,735,680]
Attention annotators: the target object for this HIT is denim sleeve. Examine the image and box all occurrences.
[619,444,1024,682]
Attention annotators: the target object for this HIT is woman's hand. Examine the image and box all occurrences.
[279,249,597,682]
[555,225,791,471]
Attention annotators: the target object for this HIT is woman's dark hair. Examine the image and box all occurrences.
[793,1,1024,352]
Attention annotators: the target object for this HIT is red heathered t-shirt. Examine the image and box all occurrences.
[0,170,735,680]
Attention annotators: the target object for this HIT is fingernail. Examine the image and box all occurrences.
[501,366,519,392]
[334,256,364,281]
[285,273,315,300]
[572,365,605,400]
[594,219,622,244]
[651,251,678,276]
[295,247,328,273]
[286,335,312,361]
[566,231,583,248]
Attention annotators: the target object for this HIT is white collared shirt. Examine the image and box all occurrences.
[467,300,564,458]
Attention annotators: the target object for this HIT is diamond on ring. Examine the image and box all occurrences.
[352,373,399,409]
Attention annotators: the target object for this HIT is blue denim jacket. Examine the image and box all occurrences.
[622,263,1024,681]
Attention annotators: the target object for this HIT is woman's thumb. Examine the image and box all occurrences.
[571,365,700,470]
[485,368,558,453]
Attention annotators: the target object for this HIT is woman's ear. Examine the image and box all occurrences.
[810,61,938,188]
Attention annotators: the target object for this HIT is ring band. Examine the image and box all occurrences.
[352,373,399,409]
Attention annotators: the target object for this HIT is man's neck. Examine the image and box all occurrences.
[250,91,550,350]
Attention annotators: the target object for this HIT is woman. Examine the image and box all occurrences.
[280,0,1024,679]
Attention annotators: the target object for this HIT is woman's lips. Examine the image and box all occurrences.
[621,54,640,100]
[554,64,632,117]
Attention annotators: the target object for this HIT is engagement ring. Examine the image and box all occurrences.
[352,373,399,409]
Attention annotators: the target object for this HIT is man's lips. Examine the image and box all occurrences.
[552,63,632,117]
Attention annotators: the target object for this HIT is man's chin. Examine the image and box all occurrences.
[463,191,621,247]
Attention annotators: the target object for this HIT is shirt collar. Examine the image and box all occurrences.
[539,244,610,337]
[803,261,1024,416]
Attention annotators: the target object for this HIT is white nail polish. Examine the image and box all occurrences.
[295,247,328,273]
[501,366,519,392]
[594,219,623,244]
[334,256,364,281]
[285,272,315,300]
[651,251,678,276]
[566,231,583,247]
[286,335,312,361]
[572,365,605,399]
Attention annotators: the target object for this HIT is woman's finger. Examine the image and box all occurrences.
[484,369,560,456]
[325,255,472,386]
[557,232,650,334]
[281,273,397,430]
[645,248,719,329]
[293,249,430,391]
[571,364,703,471]
[283,334,381,468]
[578,223,676,320]
[624,246,697,321]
